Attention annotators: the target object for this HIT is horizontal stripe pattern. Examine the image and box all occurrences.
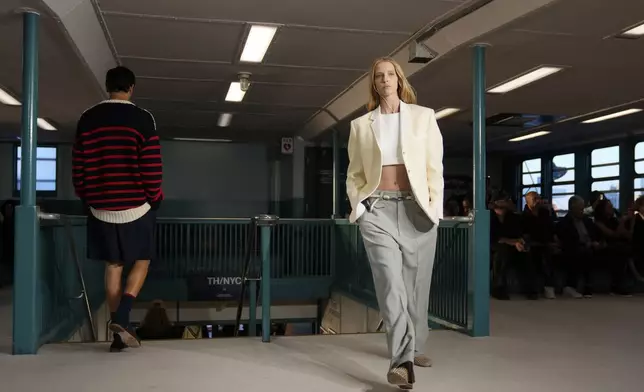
[73,102,163,211]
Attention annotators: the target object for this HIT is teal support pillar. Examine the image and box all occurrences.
[332,129,339,218]
[256,214,278,342]
[471,44,490,338]
[13,10,41,355]
[261,226,270,341]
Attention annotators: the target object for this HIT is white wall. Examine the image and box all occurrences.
[160,141,270,217]
[0,141,273,217]
[0,142,505,216]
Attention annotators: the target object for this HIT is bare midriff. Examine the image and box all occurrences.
[377,164,411,191]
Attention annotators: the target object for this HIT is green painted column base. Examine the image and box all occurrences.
[12,205,40,355]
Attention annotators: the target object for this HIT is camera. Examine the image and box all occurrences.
[408,41,437,64]
[238,72,252,91]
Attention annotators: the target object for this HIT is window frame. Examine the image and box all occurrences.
[520,158,542,208]
[12,143,58,198]
[551,153,575,215]
[590,145,620,209]
[634,142,644,201]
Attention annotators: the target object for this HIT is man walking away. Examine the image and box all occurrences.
[72,66,163,352]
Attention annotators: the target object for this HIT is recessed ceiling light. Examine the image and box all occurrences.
[618,21,644,38]
[488,66,564,94]
[225,82,247,102]
[0,86,20,106]
[508,130,550,142]
[174,138,232,143]
[582,108,643,124]
[217,113,233,127]
[37,118,57,130]
[434,107,460,120]
[240,25,278,63]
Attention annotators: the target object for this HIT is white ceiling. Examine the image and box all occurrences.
[410,0,644,154]
[0,0,643,156]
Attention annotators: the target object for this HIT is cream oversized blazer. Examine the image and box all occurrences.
[346,101,444,224]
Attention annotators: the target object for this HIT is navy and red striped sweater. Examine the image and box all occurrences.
[72,100,163,212]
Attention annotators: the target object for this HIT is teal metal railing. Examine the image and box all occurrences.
[270,219,335,278]
[37,214,103,346]
[429,218,472,332]
[31,214,481,351]
[154,218,251,278]
[333,217,479,335]
[153,218,334,280]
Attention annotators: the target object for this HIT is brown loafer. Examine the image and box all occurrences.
[387,361,415,389]
[414,354,433,367]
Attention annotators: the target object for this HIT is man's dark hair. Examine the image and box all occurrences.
[106,66,136,93]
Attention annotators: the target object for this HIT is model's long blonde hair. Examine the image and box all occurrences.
[367,57,417,111]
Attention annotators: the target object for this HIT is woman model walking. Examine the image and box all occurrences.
[346,57,444,389]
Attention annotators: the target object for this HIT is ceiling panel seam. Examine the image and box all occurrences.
[90,0,120,63]
[299,0,563,139]
[136,97,322,109]
[100,10,413,35]
[297,0,483,136]
[120,55,367,72]
[137,75,349,88]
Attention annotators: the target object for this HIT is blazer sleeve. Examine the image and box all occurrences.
[346,120,366,209]
[426,109,444,220]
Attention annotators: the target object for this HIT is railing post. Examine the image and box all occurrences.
[471,44,490,338]
[249,279,257,337]
[332,128,340,218]
[13,9,40,355]
[254,214,279,342]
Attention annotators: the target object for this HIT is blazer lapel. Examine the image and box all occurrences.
[399,101,411,142]
[369,108,382,152]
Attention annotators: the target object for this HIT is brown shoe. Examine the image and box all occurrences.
[387,361,415,389]
[414,354,432,367]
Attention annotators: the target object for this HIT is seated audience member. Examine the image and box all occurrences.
[490,193,539,300]
[584,191,604,217]
[556,196,603,298]
[522,192,558,299]
[135,300,184,341]
[0,200,17,287]
[630,196,644,279]
[593,199,631,296]
[462,197,472,217]
[444,198,461,217]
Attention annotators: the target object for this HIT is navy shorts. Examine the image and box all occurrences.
[87,210,157,264]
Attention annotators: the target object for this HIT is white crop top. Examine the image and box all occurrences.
[379,112,404,166]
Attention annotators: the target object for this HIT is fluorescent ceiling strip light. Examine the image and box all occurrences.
[217,113,233,127]
[620,21,644,38]
[37,118,57,130]
[488,66,563,94]
[0,87,20,106]
[225,82,246,102]
[508,131,550,142]
[240,25,278,63]
[582,108,643,124]
[174,138,232,143]
[434,107,460,120]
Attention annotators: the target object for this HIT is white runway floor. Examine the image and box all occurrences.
[1,289,643,392]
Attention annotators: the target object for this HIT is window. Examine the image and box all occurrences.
[521,158,541,207]
[15,146,57,194]
[634,142,644,201]
[551,153,575,214]
[591,145,619,209]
